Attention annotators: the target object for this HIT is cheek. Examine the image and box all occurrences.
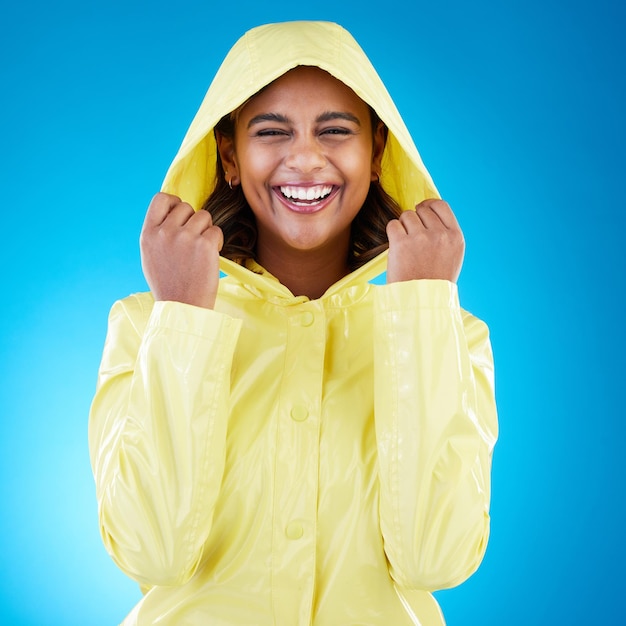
[235,138,269,175]
[340,141,375,177]
[236,148,280,217]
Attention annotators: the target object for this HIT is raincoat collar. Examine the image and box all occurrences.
[218,251,388,302]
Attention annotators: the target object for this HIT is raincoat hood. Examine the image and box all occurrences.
[162,20,438,210]
[161,20,440,293]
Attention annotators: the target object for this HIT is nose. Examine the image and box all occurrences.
[284,133,327,173]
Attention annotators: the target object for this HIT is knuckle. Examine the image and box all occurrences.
[451,228,464,245]
[157,191,179,202]
[385,218,401,235]
[149,192,164,208]
[200,208,214,225]
[205,225,224,246]
[432,198,450,210]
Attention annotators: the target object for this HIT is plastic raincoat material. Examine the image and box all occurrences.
[89,20,498,626]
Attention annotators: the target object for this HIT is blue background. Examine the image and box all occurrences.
[1,0,624,624]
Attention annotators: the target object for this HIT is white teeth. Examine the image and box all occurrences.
[280,185,333,201]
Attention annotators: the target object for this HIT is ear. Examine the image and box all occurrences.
[216,130,240,186]
[371,121,387,182]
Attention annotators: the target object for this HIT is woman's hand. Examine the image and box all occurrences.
[386,199,465,284]
[140,192,223,309]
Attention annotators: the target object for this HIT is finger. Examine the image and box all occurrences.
[181,208,214,234]
[143,192,183,228]
[398,209,427,232]
[386,217,408,241]
[416,198,460,230]
[165,200,197,227]
[202,224,224,252]
[428,199,461,230]
[414,204,448,231]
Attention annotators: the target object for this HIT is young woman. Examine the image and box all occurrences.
[89,20,498,626]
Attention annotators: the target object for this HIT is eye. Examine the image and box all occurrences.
[255,128,289,137]
[320,127,352,136]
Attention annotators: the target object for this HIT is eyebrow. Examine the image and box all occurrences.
[247,111,362,128]
[247,113,290,128]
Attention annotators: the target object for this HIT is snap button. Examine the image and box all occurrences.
[299,311,314,327]
[285,521,304,540]
[290,406,309,422]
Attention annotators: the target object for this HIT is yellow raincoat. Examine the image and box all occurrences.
[89,21,498,626]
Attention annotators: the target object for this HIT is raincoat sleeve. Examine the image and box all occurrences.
[373,279,498,591]
[88,294,242,587]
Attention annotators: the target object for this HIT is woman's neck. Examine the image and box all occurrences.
[256,242,350,300]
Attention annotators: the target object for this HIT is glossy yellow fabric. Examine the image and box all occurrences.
[89,20,498,626]
[160,20,438,211]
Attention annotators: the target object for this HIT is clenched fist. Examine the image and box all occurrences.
[386,199,465,284]
[140,192,223,309]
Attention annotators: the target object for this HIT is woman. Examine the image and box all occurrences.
[89,20,498,625]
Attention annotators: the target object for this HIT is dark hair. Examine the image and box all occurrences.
[201,108,402,271]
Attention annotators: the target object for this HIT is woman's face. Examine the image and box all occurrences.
[218,66,385,262]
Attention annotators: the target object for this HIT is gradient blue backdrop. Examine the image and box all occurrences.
[1,0,624,624]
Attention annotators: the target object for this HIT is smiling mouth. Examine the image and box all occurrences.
[278,184,334,206]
